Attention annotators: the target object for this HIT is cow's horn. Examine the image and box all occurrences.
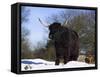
[38,18,49,27]
[63,19,68,26]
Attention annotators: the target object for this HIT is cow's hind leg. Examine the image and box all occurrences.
[55,57,60,65]
[64,56,67,64]
[70,55,78,61]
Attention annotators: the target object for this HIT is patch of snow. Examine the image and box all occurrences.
[64,61,95,68]
[21,58,95,71]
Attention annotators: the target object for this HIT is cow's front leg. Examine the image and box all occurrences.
[55,50,60,65]
[63,48,70,64]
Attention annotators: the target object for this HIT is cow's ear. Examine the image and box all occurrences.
[58,23,61,26]
[58,24,62,29]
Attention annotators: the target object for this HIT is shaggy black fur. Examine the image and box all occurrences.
[48,22,79,65]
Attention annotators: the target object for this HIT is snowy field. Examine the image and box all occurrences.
[21,59,95,71]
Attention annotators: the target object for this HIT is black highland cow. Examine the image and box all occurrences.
[48,22,79,65]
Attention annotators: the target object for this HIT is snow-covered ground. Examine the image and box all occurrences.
[21,58,95,71]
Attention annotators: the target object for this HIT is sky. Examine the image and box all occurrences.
[21,6,66,47]
[21,6,95,49]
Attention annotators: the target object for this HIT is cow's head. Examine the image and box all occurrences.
[48,22,61,40]
[38,18,68,40]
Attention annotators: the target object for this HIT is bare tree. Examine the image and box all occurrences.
[46,9,95,53]
[21,7,32,59]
